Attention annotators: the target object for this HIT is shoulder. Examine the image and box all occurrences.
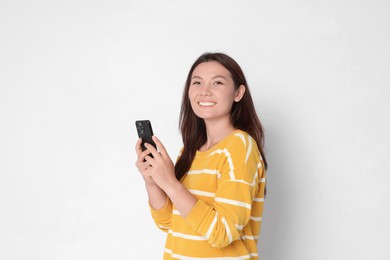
[221,130,263,181]
[218,130,260,165]
[225,130,259,153]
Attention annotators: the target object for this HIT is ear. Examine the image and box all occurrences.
[234,85,246,102]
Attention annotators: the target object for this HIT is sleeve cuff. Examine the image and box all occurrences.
[149,197,172,220]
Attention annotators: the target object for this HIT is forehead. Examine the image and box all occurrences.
[192,61,231,78]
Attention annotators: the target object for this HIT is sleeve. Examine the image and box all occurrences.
[184,135,264,248]
[149,197,173,233]
[148,147,184,233]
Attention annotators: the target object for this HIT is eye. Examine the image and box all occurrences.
[192,81,201,85]
[213,81,224,85]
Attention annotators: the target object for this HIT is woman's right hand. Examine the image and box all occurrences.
[135,138,156,185]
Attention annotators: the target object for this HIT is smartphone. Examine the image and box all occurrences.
[135,120,157,154]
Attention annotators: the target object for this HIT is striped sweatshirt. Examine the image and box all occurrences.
[150,130,266,259]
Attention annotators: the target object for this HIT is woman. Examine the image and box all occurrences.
[135,52,267,259]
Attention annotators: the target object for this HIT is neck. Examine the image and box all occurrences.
[200,119,236,151]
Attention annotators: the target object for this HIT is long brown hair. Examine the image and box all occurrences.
[175,52,267,181]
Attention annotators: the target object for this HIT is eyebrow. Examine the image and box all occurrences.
[191,75,227,80]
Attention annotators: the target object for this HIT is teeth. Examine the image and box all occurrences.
[199,102,216,106]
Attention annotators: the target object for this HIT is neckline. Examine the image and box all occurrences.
[196,129,243,156]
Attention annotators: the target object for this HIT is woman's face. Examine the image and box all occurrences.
[188,61,244,124]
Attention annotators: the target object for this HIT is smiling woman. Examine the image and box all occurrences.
[188,62,246,133]
[135,52,267,259]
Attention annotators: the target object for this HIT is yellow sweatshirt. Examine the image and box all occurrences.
[150,130,266,259]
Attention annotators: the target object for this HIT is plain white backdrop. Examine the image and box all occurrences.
[1,0,389,259]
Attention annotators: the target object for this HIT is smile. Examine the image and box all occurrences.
[198,102,216,107]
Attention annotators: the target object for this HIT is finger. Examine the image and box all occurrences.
[152,136,168,157]
[135,162,149,172]
[135,153,149,167]
[136,148,151,165]
[142,164,150,171]
[140,148,152,159]
[144,143,160,159]
[135,138,143,156]
[144,155,155,167]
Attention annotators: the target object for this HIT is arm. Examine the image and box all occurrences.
[143,137,197,217]
[184,173,261,248]
[183,136,265,248]
[164,180,197,217]
[135,138,168,210]
[135,138,172,231]
[145,182,168,210]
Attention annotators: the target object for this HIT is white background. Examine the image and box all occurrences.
[1,0,389,259]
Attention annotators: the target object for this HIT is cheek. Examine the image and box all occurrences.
[222,90,236,102]
[222,93,236,110]
[188,89,197,106]
[188,87,198,100]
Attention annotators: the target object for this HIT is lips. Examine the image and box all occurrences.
[198,101,216,107]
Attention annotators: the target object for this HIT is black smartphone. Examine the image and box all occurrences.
[135,120,157,153]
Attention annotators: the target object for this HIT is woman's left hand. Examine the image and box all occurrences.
[144,136,178,192]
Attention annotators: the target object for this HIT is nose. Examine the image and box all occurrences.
[199,83,212,96]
